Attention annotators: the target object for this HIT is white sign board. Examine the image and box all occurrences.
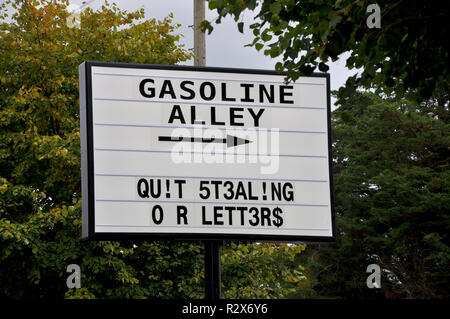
[79,61,335,241]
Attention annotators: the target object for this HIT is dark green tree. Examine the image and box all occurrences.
[203,0,449,100]
[202,0,449,299]
[296,90,449,299]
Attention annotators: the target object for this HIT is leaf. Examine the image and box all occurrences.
[269,2,282,15]
[318,62,329,72]
[237,21,244,33]
[255,43,264,51]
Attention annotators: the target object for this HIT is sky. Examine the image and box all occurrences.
[67,0,357,106]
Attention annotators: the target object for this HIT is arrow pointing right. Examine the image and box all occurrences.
[158,134,252,148]
[226,135,252,148]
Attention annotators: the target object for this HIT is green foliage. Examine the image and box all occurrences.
[203,1,450,296]
[222,243,306,298]
[299,90,449,299]
[204,0,449,100]
[0,0,306,299]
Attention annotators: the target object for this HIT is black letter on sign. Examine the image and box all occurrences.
[248,108,265,127]
[151,205,164,224]
[201,206,212,225]
[240,83,254,102]
[282,182,294,201]
[159,80,176,99]
[177,206,188,225]
[230,108,244,126]
[221,83,236,101]
[149,179,162,198]
[280,85,294,104]
[180,80,195,100]
[137,178,149,198]
[168,105,186,124]
[259,84,274,103]
[139,79,155,98]
[200,82,216,101]
[248,207,260,226]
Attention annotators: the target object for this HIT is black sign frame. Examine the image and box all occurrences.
[79,61,335,243]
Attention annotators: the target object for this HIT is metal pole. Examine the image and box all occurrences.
[193,0,206,67]
[193,0,221,299]
[204,240,222,299]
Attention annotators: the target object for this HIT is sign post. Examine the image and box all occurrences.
[193,0,222,299]
[79,61,335,297]
[204,240,221,299]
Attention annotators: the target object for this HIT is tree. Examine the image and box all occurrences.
[0,0,306,299]
[298,90,449,299]
[203,0,450,100]
[203,0,449,299]
[222,242,306,298]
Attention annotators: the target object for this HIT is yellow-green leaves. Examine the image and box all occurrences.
[221,243,307,298]
[0,0,195,299]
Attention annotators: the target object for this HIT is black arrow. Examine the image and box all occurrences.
[158,135,252,148]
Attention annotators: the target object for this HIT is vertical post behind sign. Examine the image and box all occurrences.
[194,0,222,299]
[204,240,222,299]
[193,0,206,67]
